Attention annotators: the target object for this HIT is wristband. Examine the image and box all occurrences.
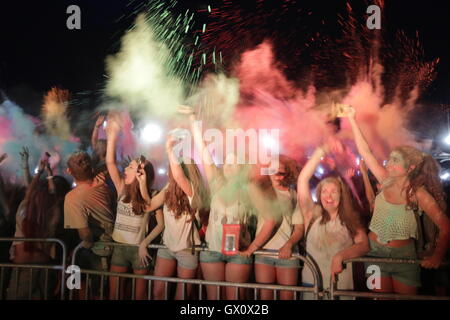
[46,176,54,180]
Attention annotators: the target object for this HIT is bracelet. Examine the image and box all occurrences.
[46,176,54,180]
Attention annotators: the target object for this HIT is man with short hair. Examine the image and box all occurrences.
[64,151,116,297]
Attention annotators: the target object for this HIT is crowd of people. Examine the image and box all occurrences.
[0,104,449,300]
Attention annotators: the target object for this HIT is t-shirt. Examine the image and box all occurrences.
[162,190,200,252]
[64,174,115,242]
[257,189,304,254]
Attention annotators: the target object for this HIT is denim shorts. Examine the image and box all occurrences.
[111,245,149,270]
[199,251,253,265]
[365,239,420,287]
[255,255,300,268]
[157,248,198,270]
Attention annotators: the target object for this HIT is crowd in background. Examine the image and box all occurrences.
[0,105,449,300]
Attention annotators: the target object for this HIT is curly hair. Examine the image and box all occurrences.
[123,159,155,215]
[316,176,364,237]
[164,159,210,226]
[393,146,447,212]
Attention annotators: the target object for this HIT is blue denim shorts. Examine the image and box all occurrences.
[111,245,149,270]
[199,251,253,265]
[365,239,420,287]
[255,255,300,268]
[157,248,198,270]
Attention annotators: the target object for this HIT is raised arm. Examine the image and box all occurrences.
[105,117,125,196]
[298,146,326,230]
[19,148,32,186]
[359,159,376,212]
[91,115,105,152]
[178,105,219,185]
[166,135,193,197]
[45,163,56,194]
[24,159,47,201]
[343,106,387,183]
[416,187,450,269]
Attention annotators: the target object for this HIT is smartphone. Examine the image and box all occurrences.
[138,155,146,170]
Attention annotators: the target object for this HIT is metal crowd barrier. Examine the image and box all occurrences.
[330,257,450,300]
[70,241,323,300]
[0,238,67,300]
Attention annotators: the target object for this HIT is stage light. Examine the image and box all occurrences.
[141,123,162,144]
[440,171,450,180]
[261,135,279,151]
[158,168,166,175]
[34,167,39,174]
[72,182,77,188]
[445,134,450,145]
[102,120,108,129]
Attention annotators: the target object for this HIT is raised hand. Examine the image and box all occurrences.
[105,116,121,137]
[136,163,147,185]
[95,114,106,128]
[335,104,355,118]
[19,147,29,166]
[0,153,8,165]
[324,136,344,155]
[165,134,178,151]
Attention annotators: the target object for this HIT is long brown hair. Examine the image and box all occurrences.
[164,159,210,225]
[315,176,363,237]
[23,176,71,252]
[393,146,447,212]
[123,160,155,215]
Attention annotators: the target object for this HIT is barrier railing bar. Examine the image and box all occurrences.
[0,238,67,300]
[131,278,136,300]
[28,268,33,300]
[100,275,105,300]
[0,267,4,300]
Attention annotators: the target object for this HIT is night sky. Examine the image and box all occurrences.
[1,0,450,140]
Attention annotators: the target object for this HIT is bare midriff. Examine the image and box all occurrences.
[368,231,413,248]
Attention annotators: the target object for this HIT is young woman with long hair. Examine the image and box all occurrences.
[254,155,305,300]
[105,117,164,300]
[8,156,70,299]
[177,105,277,300]
[297,139,369,299]
[143,135,210,300]
[345,105,450,295]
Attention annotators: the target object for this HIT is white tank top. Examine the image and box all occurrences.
[205,193,251,252]
[112,197,151,245]
[162,193,200,252]
[302,216,354,290]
